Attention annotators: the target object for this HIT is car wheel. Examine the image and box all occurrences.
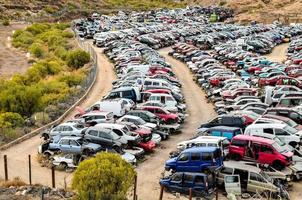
[231,153,241,161]
[273,160,284,171]
[59,162,68,170]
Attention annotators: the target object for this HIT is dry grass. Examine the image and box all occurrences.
[0,177,26,188]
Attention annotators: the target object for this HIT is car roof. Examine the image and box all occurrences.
[174,172,207,177]
[82,111,111,116]
[60,136,81,140]
[233,135,274,145]
[247,123,286,129]
[95,123,125,129]
[208,126,241,131]
[58,122,77,126]
[123,115,140,119]
[182,147,219,153]
[223,161,261,173]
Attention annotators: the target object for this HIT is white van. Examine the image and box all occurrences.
[244,123,301,148]
[143,78,180,93]
[90,99,127,117]
[148,93,185,112]
[80,112,114,125]
[177,136,230,156]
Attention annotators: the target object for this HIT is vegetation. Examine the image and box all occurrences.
[0,177,26,188]
[72,152,136,200]
[2,19,10,26]
[0,23,91,142]
[103,0,186,10]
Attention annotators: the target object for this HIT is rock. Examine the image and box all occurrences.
[21,190,27,195]
[15,191,21,196]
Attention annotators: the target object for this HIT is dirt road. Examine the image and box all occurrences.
[135,47,216,200]
[0,44,116,187]
[265,43,289,63]
[0,23,29,78]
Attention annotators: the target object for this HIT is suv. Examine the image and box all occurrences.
[229,135,293,170]
[199,115,246,131]
[165,147,223,173]
[160,172,214,196]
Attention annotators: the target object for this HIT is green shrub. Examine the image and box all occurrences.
[2,19,10,26]
[66,50,90,69]
[58,71,85,87]
[54,46,68,60]
[29,43,45,58]
[44,6,56,14]
[26,23,51,35]
[12,30,34,49]
[72,152,136,200]
[0,112,24,128]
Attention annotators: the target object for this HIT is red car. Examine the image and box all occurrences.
[140,106,179,124]
[229,135,293,170]
[276,76,302,88]
[258,75,289,87]
[292,58,302,65]
[284,65,302,73]
[221,88,258,99]
[124,123,155,152]
[209,74,235,86]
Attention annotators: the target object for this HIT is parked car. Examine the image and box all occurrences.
[159,172,214,196]
[165,147,223,173]
[229,135,293,170]
[197,126,242,141]
[46,122,86,138]
[198,115,246,131]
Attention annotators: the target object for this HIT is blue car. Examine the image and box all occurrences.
[165,147,223,173]
[159,172,214,196]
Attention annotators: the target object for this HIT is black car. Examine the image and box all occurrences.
[199,115,246,130]
[127,110,161,124]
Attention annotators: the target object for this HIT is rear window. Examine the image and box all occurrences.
[222,132,234,139]
[231,139,248,147]
[211,131,221,137]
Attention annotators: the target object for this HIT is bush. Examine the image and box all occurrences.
[2,19,10,26]
[0,177,26,188]
[0,112,24,128]
[66,50,90,69]
[44,6,56,14]
[72,152,136,200]
[26,23,50,35]
[29,43,45,58]
[12,30,34,48]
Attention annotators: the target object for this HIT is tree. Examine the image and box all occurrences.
[66,50,90,69]
[72,152,136,200]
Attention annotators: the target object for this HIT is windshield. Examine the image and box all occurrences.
[284,125,298,134]
[260,171,272,183]
[111,132,121,140]
[272,141,287,153]
[122,126,129,132]
[285,119,298,128]
[136,117,146,125]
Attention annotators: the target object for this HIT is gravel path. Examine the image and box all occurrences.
[135,47,216,200]
[0,44,116,187]
[265,43,289,63]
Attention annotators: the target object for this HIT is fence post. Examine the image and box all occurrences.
[4,155,8,181]
[51,166,55,188]
[28,155,32,185]
[41,187,44,200]
[189,188,192,200]
[133,174,137,200]
[159,185,164,200]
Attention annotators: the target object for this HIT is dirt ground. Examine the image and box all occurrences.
[0,23,29,78]
[135,47,217,200]
[264,43,289,63]
[0,43,116,188]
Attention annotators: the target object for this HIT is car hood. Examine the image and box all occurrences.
[145,122,157,129]
[121,152,136,164]
[282,151,293,158]
[135,127,151,135]
[84,143,102,150]
[166,157,177,165]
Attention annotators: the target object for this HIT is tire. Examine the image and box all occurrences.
[113,145,121,153]
[82,149,91,156]
[273,160,285,171]
[231,153,241,161]
[289,142,297,148]
[59,162,68,170]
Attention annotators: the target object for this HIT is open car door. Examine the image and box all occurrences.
[224,175,241,195]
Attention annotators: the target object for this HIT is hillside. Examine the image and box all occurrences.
[195,0,302,24]
[0,0,185,22]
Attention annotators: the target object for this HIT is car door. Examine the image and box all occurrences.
[224,175,241,195]
[182,174,194,194]
[87,130,99,144]
[69,140,81,154]
[168,173,183,193]
[58,139,71,153]
[176,153,190,172]
[201,152,213,171]
[63,125,73,136]
[194,175,206,193]
[248,172,273,193]
[99,131,113,148]
[257,145,275,165]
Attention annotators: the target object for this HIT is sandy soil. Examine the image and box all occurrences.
[135,47,217,200]
[0,43,116,188]
[265,43,289,63]
[0,23,29,78]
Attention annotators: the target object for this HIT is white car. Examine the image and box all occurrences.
[117,115,157,130]
[49,122,86,138]
[52,154,79,169]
